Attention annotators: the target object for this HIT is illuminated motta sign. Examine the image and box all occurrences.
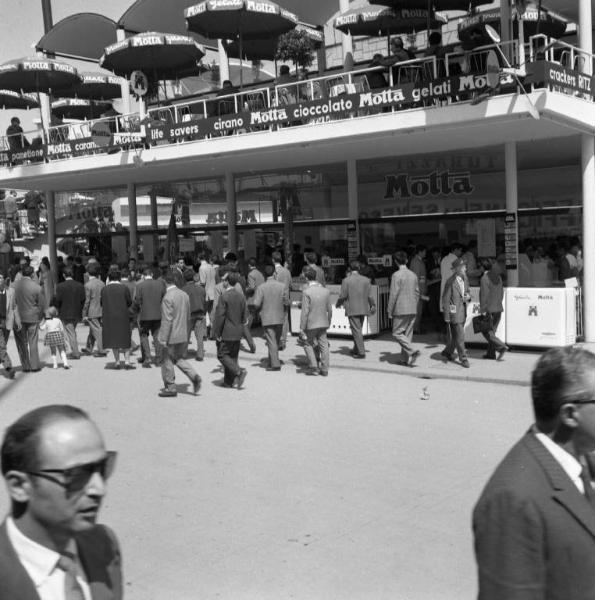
[384,171,474,199]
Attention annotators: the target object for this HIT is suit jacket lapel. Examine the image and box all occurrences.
[524,433,595,540]
[0,521,40,600]
[77,528,121,600]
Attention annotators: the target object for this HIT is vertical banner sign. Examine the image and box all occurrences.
[504,212,518,270]
[347,223,359,261]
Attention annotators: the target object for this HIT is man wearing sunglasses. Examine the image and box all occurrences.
[0,404,122,599]
[473,346,595,600]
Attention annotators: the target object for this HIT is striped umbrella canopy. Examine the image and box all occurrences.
[185,0,299,87]
[51,98,113,120]
[100,31,205,79]
[370,0,492,11]
[224,22,323,61]
[0,89,39,110]
[53,72,125,100]
[0,56,81,94]
[458,6,567,44]
[335,6,447,36]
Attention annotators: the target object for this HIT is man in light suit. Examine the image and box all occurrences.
[133,265,165,367]
[212,271,248,388]
[303,252,326,286]
[0,273,20,379]
[53,266,85,360]
[0,404,123,599]
[157,270,201,397]
[441,258,471,368]
[253,264,289,371]
[272,251,291,351]
[336,260,376,359]
[82,262,107,357]
[473,346,595,600]
[387,251,420,367]
[299,267,332,376]
[12,265,44,372]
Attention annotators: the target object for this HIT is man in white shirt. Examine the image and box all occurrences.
[473,346,595,599]
[0,404,122,599]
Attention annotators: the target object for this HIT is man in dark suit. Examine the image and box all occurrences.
[336,260,376,359]
[272,251,291,351]
[0,272,20,379]
[157,270,201,397]
[473,346,595,600]
[253,264,289,371]
[441,258,471,368]
[53,265,86,359]
[387,250,420,367]
[182,268,207,361]
[134,265,166,368]
[0,404,123,599]
[212,271,248,388]
[300,267,332,376]
[12,264,44,372]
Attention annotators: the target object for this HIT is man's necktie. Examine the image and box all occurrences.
[581,464,595,507]
[57,552,85,600]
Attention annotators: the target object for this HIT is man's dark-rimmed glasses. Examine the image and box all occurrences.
[26,451,117,493]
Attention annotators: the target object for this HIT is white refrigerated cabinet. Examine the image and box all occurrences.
[505,287,577,347]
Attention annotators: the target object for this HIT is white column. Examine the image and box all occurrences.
[579,0,594,341]
[218,40,230,86]
[339,0,354,70]
[505,142,519,287]
[226,172,237,253]
[116,29,131,115]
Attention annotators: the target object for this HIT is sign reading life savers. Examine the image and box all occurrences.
[146,73,492,144]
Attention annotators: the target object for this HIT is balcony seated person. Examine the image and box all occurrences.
[215,79,237,116]
[6,117,29,153]
[374,37,417,84]
[423,31,447,78]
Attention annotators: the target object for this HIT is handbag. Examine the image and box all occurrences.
[472,313,493,334]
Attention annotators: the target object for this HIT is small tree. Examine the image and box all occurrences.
[275,29,316,74]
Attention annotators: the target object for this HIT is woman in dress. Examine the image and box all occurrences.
[38,256,53,312]
[101,266,134,369]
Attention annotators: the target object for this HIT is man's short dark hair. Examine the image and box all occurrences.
[87,263,100,276]
[429,31,442,45]
[350,260,360,272]
[264,264,275,277]
[1,405,89,475]
[227,271,240,287]
[184,268,195,282]
[74,256,83,265]
[120,267,129,278]
[248,258,257,268]
[142,265,153,276]
[224,252,237,263]
[451,243,464,253]
[280,65,290,75]
[416,244,427,254]
[108,267,121,281]
[271,251,282,264]
[164,270,176,284]
[305,252,317,265]
[395,251,408,265]
[21,265,33,277]
[63,266,73,278]
[303,267,316,281]
[532,346,595,427]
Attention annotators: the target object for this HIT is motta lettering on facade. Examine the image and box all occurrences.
[384,171,474,199]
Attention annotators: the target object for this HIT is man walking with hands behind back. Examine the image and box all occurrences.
[300,267,332,376]
[157,270,201,397]
[53,266,85,360]
[387,251,420,367]
[473,346,595,600]
[0,404,123,599]
[441,258,470,368]
[82,263,106,358]
[13,265,44,372]
[336,260,376,359]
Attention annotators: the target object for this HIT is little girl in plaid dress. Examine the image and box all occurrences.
[40,306,70,369]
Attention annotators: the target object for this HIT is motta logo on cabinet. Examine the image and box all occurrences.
[384,170,474,199]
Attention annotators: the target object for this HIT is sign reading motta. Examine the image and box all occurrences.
[146,74,491,143]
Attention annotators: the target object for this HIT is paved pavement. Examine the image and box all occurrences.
[0,326,539,599]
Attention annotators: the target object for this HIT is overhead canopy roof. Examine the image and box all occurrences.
[36,13,119,61]
[541,0,595,28]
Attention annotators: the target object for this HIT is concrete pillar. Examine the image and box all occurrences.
[339,0,354,70]
[579,0,594,341]
[127,183,138,260]
[116,28,131,115]
[226,172,237,253]
[505,142,519,287]
[218,40,230,86]
[347,159,360,257]
[46,191,58,294]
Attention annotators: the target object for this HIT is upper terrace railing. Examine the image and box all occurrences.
[1,36,593,169]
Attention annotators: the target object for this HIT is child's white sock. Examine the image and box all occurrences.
[60,350,69,369]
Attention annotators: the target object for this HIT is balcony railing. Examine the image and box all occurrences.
[1,35,592,169]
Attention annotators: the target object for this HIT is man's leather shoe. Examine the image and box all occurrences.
[352,353,365,359]
[461,360,470,368]
[409,350,420,366]
[192,375,202,395]
[158,390,177,397]
[497,347,508,361]
[5,367,15,379]
[94,351,107,357]
[266,366,281,371]
[142,361,152,368]
[319,370,328,376]
[81,348,92,355]
[235,369,247,389]
[482,354,496,360]
[441,349,454,362]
